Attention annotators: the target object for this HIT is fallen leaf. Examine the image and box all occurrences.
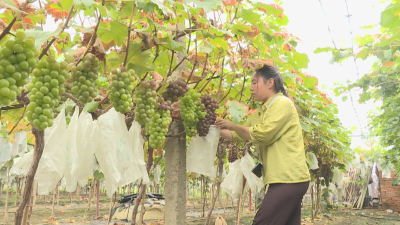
[180,70,201,82]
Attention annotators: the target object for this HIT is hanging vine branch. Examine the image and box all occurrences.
[0,17,16,41]
[124,3,136,67]
[39,5,75,59]
[216,58,226,102]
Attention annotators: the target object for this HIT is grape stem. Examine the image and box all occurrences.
[216,57,225,102]
[0,104,25,111]
[188,75,220,84]
[238,70,246,102]
[123,2,136,67]
[0,17,16,41]
[74,11,102,65]
[134,45,160,93]
[39,5,75,59]
[218,75,235,104]
[8,106,27,135]
[198,71,216,92]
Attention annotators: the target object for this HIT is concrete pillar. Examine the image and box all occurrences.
[164,120,186,225]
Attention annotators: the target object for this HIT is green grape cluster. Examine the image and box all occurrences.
[0,31,38,106]
[180,89,206,137]
[108,67,135,114]
[133,81,157,128]
[26,55,71,130]
[148,108,171,148]
[70,54,99,103]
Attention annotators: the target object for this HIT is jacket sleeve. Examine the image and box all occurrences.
[231,119,251,144]
[249,98,292,146]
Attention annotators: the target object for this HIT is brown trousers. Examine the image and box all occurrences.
[253,181,309,225]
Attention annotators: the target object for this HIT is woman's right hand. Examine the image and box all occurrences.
[219,129,233,141]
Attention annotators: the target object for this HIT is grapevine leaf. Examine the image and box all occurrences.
[227,101,246,124]
[24,28,63,50]
[183,0,223,13]
[292,52,309,69]
[97,21,127,46]
[210,37,228,51]
[94,170,104,180]
[0,0,23,19]
[73,0,95,7]
[159,37,185,53]
[83,101,99,112]
[300,120,310,132]
[314,47,334,54]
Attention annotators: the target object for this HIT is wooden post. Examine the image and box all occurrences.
[249,189,252,212]
[4,166,10,223]
[96,180,100,218]
[236,176,247,225]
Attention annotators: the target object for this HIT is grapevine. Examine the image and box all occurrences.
[0,31,38,106]
[70,53,99,103]
[180,89,206,137]
[26,55,71,130]
[197,94,219,137]
[108,67,135,114]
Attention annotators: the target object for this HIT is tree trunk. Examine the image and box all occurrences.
[205,152,224,225]
[311,184,314,223]
[138,186,147,224]
[52,186,56,218]
[130,147,153,225]
[85,177,96,218]
[314,177,321,218]
[15,128,45,225]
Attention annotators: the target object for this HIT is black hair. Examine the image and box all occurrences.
[255,65,288,97]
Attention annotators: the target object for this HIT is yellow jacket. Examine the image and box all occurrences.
[232,93,310,185]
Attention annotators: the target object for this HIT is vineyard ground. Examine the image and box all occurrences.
[0,194,400,224]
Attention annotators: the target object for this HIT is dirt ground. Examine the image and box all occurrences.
[1,193,400,224]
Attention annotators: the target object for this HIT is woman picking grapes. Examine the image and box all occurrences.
[215,65,310,225]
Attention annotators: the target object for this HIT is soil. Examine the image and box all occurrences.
[0,193,399,224]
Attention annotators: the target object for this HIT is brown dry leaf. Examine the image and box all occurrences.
[43,217,55,223]
[245,27,259,38]
[59,209,65,212]
[45,206,51,209]
[180,70,201,82]
[241,58,273,70]
[61,218,75,223]
[81,32,92,47]
[171,102,181,120]
[88,36,106,61]
[222,0,236,6]
[150,72,163,83]
[383,61,395,67]
[0,19,7,32]
[64,205,71,208]
[73,47,86,57]
[189,54,206,64]
[100,87,107,97]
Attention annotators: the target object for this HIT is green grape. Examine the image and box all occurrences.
[180,89,206,137]
[148,108,172,149]
[0,31,38,107]
[69,53,99,103]
[108,67,135,114]
[133,80,157,128]
[26,56,71,131]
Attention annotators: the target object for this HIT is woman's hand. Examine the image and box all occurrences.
[215,118,236,131]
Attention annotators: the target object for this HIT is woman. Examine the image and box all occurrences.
[215,65,310,225]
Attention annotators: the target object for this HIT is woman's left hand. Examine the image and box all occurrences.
[215,118,236,131]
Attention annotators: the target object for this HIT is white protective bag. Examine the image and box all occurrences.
[154,165,162,185]
[128,121,149,184]
[64,107,80,192]
[36,105,67,195]
[240,154,264,194]
[0,136,13,168]
[221,160,243,198]
[306,152,319,170]
[12,131,27,158]
[76,111,98,187]
[187,126,220,179]
[11,151,33,176]
[96,109,142,197]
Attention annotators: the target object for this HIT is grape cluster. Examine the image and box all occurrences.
[0,31,38,106]
[197,94,219,136]
[148,108,171,148]
[180,89,206,137]
[108,67,135,114]
[133,81,157,127]
[26,55,70,130]
[162,79,188,103]
[70,54,99,103]
[228,145,238,163]
[320,163,332,184]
